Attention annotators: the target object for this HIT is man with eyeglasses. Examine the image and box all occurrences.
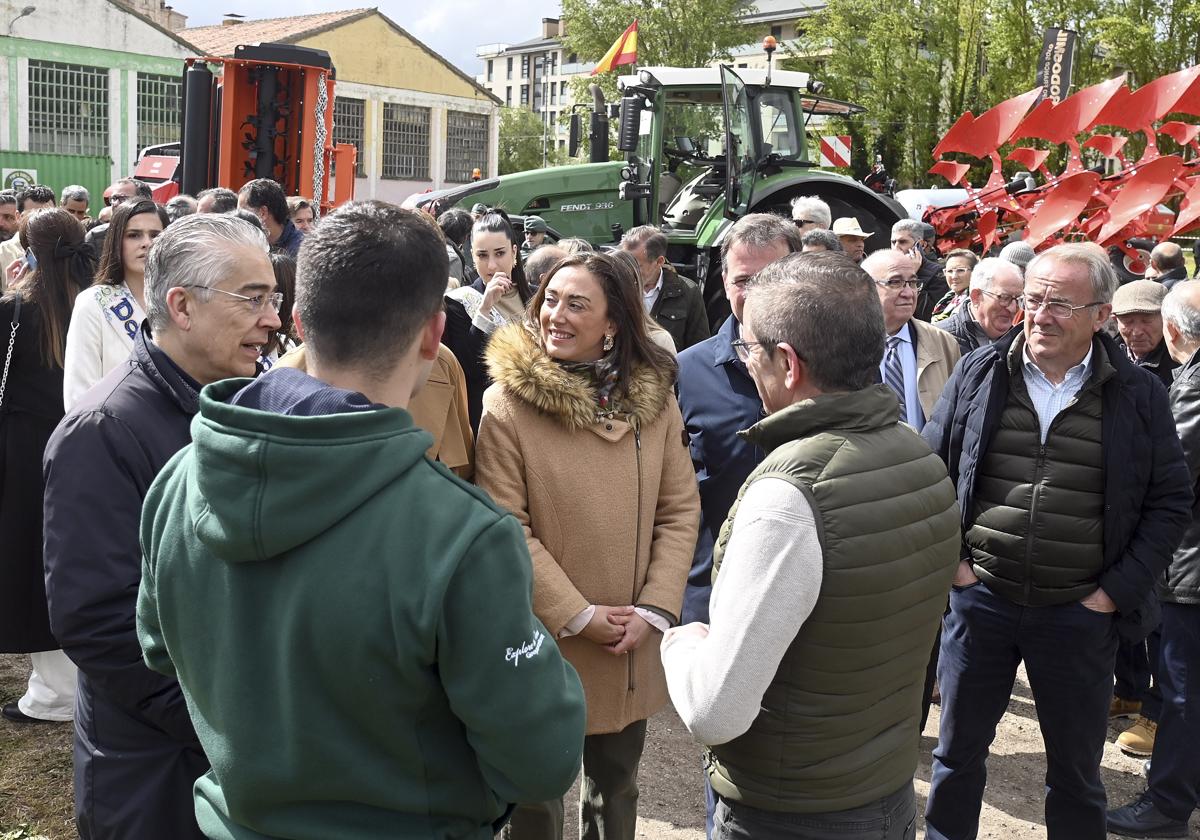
[937,257,1024,356]
[921,243,1193,840]
[43,214,279,839]
[862,248,960,433]
[892,219,947,322]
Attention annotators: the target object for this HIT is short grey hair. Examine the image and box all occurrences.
[790,196,831,228]
[891,219,924,240]
[165,194,198,222]
[745,251,885,392]
[144,213,269,331]
[970,257,1021,292]
[525,244,567,288]
[60,184,89,205]
[1162,281,1200,342]
[621,225,668,260]
[801,228,842,252]
[721,212,802,265]
[1026,242,1118,303]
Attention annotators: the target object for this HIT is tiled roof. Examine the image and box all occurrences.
[182,8,373,57]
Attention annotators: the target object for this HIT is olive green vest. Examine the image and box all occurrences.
[709,385,960,813]
[966,337,1110,606]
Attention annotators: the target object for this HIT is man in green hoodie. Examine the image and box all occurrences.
[137,201,587,840]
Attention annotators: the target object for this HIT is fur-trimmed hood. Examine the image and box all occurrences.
[485,323,675,430]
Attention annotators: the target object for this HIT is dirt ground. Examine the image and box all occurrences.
[2,654,1197,839]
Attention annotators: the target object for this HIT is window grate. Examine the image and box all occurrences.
[333,96,366,177]
[136,73,181,153]
[446,111,488,183]
[29,60,109,157]
[381,103,429,180]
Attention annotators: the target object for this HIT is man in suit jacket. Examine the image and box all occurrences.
[863,248,961,431]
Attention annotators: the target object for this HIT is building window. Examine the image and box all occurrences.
[487,59,494,82]
[136,72,181,152]
[333,96,366,177]
[506,57,513,80]
[505,86,512,107]
[568,52,578,63]
[381,102,429,180]
[550,84,556,105]
[28,60,108,156]
[446,111,488,183]
[770,24,783,39]
[520,85,529,106]
[521,54,530,79]
[560,80,568,97]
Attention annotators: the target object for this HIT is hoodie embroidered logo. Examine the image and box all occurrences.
[505,631,546,666]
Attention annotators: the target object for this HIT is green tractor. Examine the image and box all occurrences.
[415,63,903,324]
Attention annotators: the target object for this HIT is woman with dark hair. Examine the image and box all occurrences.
[1,208,92,724]
[263,252,298,364]
[443,208,534,431]
[63,199,168,408]
[475,252,700,840]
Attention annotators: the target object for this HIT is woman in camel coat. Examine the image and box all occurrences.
[476,252,699,840]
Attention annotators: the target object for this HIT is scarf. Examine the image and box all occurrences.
[555,351,623,416]
[493,287,527,324]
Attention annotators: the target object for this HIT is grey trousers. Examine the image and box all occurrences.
[503,719,648,840]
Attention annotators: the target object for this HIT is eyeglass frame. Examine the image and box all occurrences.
[179,284,284,314]
[1017,294,1104,319]
[107,193,136,207]
[979,288,1020,308]
[873,277,925,291]
[943,266,971,275]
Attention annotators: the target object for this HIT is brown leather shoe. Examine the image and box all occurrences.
[1117,716,1157,757]
[1110,696,1143,719]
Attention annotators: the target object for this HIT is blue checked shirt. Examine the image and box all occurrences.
[1021,343,1094,443]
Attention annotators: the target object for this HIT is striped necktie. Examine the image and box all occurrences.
[884,334,906,418]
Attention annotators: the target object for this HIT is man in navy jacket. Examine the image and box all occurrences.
[922,243,1192,840]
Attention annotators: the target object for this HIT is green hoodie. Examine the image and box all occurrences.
[137,376,586,840]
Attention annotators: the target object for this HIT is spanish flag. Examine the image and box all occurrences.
[591,20,638,75]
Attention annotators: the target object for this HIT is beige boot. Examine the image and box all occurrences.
[1116,716,1157,757]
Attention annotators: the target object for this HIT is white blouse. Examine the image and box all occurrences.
[63,283,146,410]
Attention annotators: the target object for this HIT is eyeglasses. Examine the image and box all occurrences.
[944,267,971,276]
[1017,295,1103,319]
[181,284,284,314]
[980,289,1020,307]
[874,278,924,291]
[108,194,135,206]
[731,338,773,362]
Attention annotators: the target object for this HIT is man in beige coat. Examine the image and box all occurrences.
[863,248,961,431]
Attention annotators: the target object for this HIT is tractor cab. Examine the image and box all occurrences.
[614,66,864,230]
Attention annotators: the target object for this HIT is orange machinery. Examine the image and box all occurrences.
[138,43,356,211]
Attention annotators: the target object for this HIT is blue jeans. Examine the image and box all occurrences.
[714,784,916,840]
[1147,602,1200,821]
[925,581,1118,840]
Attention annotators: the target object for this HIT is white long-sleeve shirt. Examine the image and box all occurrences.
[660,477,823,746]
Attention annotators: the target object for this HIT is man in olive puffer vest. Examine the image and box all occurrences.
[922,243,1193,840]
[662,251,960,839]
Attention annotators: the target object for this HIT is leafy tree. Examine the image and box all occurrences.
[498,107,567,174]
[559,0,748,154]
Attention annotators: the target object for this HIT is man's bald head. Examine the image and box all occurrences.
[1151,241,1185,274]
[861,247,920,282]
[524,244,567,290]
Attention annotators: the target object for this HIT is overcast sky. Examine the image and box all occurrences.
[168,1,562,78]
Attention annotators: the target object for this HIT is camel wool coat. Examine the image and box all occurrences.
[476,324,700,735]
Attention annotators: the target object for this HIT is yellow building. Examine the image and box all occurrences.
[186,9,501,204]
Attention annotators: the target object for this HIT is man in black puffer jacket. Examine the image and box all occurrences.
[1108,279,1200,838]
[922,243,1193,840]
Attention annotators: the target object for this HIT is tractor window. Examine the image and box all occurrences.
[758,90,799,158]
